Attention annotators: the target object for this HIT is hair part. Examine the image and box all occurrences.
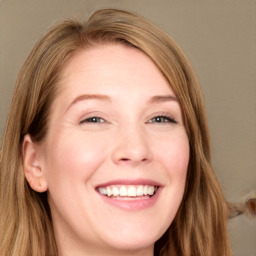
[0,9,232,256]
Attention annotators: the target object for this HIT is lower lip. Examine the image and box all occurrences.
[97,188,162,211]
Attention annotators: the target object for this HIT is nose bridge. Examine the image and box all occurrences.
[111,122,152,165]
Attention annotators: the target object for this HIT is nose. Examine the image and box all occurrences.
[111,126,153,166]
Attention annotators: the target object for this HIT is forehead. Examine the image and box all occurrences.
[57,43,174,98]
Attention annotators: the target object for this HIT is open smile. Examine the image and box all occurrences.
[97,185,158,198]
[96,180,162,210]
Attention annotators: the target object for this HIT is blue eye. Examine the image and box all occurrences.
[80,117,105,124]
[149,115,177,124]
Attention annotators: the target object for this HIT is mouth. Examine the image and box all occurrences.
[95,181,162,210]
[97,185,159,199]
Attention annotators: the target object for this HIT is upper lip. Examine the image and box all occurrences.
[95,179,164,188]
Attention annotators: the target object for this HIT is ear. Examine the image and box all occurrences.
[22,134,48,192]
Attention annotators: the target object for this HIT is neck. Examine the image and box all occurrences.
[58,244,154,256]
[56,234,154,256]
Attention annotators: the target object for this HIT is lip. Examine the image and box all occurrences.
[95,179,163,211]
[95,178,164,187]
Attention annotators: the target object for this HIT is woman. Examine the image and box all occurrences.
[0,9,232,256]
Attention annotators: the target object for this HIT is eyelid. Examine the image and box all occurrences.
[78,112,177,125]
[146,113,177,124]
[79,115,107,124]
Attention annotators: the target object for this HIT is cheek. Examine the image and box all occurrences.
[44,131,109,186]
[156,132,190,179]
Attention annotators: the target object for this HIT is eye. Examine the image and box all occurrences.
[148,115,177,124]
[79,116,106,124]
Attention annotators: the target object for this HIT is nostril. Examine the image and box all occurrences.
[120,157,148,162]
[120,158,130,161]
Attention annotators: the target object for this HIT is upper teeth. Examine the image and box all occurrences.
[98,185,157,197]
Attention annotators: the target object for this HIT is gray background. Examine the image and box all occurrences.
[0,0,255,255]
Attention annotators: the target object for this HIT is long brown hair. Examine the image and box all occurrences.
[0,9,232,256]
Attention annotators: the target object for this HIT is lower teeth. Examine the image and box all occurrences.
[105,192,156,198]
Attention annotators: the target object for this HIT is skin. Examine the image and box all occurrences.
[23,43,190,256]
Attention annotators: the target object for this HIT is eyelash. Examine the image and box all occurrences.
[79,116,106,124]
[79,115,177,125]
[147,115,177,124]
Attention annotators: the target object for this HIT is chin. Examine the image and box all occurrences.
[100,226,165,252]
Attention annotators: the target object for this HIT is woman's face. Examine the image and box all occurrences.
[36,44,189,255]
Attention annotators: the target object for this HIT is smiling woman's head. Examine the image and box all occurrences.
[0,9,231,256]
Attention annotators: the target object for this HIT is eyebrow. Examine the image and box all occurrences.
[148,95,178,104]
[66,94,111,111]
[66,93,178,112]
